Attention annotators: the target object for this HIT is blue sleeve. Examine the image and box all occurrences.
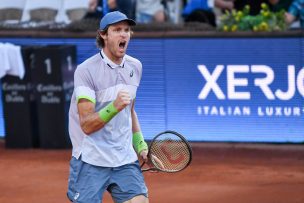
[288,0,301,17]
[183,0,211,16]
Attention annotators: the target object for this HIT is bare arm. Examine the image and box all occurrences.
[215,0,234,10]
[131,100,141,133]
[107,0,117,10]
[78,90,131,135]
[285,12,296,24]
[77,99,106,135]
[88,0,98,12]
[268,0,279,5]
[131,100,148,160]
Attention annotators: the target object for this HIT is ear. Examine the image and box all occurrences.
[99,30,107,41]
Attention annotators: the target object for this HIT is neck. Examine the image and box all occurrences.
[103,48,122,65]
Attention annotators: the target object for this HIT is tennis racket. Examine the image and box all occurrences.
[141,130,192,173]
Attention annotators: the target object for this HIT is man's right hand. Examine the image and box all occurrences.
[113,90,131,111]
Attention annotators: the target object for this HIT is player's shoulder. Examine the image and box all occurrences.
[77,53,101,72]
[125,54,142,68]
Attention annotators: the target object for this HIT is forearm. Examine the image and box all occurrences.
[131,109,141,133]
[78,90,129,135]
[131,103,148,154]
[215,0,234,10]
[78,100,118,135]
[268,0,279,5]
[88,0,98,12]
[80,112,106,135]
[285,12,296,24]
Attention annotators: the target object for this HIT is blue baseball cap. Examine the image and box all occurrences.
[100,11,136,30]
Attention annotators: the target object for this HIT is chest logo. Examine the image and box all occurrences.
[130,70,134,77]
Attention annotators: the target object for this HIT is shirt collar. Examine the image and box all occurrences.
[100,49,125,69]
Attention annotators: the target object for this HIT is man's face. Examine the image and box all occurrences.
[101,21,131,63]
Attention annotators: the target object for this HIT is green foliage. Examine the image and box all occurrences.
[219,3,287,32]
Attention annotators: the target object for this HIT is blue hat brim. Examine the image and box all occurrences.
[101,18,136,30]
[112,19,136,27]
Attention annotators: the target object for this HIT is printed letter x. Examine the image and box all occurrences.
[198,65,225,100]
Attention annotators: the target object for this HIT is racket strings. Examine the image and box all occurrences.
[150,138,191,172]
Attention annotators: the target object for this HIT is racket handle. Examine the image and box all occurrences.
[141,168,159,173]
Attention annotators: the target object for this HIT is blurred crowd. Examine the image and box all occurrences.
[0,0,303,29]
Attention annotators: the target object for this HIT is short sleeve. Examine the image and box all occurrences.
[138,60,143,84]
[74,67,96,104]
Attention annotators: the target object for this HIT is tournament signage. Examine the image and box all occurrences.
[2,82,29,103]
[162,38,304,142]
[0,37,303,143]
[36,84,63,104]
[197,64,304,117]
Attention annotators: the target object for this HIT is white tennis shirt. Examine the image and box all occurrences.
[68,49,142,167]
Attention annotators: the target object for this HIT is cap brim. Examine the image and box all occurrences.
[111,19,136,27]
[100,16,136,30]
[125,19,136,26]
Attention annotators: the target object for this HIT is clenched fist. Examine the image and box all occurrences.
[113,90,131,111]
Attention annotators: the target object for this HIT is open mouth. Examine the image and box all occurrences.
[119,41,126,49]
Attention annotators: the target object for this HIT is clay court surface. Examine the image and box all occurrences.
[0,140,304,203]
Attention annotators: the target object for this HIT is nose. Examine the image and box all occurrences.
[121,30,128,38]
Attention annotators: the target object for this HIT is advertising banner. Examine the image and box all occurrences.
[1,37,303,143]
[163,38,304,142]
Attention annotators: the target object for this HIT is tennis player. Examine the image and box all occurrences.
[67,11,149,203]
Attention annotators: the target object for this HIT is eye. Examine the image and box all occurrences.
[125,28,130,33]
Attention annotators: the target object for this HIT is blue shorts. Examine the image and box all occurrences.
[67,156,148,203]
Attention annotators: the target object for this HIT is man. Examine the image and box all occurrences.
[136,0,166,23]
[107,0,136,19]
[67,11,149,203]
[88,0,136,19]
[285,0,304,29]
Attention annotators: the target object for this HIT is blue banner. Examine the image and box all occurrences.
[0,37,303,143]
[163,38,304,142]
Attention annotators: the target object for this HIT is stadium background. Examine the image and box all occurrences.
[0,34,303,143]
[0,0,303,196]
[0,31,303,203]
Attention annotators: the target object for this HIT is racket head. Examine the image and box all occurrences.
[144,130,192,173]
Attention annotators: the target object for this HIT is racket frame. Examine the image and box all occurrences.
[141,130,192,173]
